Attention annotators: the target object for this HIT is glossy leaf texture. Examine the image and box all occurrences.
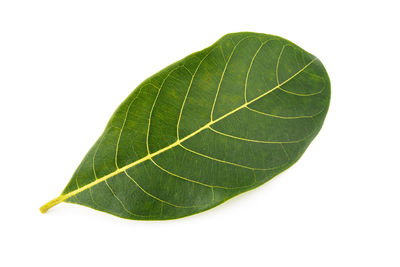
[41,32,330,220]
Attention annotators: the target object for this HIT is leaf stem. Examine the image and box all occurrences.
[40,195,64,213]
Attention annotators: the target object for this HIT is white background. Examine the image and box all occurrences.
[1,0,399,266]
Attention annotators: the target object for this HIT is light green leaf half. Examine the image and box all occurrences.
[40,32,330,220]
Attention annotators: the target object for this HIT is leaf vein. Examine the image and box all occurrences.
[124,170,204,208]
[208,126,313,144]
[245,106,325,119]
[179,143,281,171]
[210,36,254,121]
[177,47,217,139]
[244,39,277,102]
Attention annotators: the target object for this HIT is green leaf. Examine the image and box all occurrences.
[40,32,330,220]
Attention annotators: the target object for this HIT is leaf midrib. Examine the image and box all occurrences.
[68,58,317,194]
[39,56,317,213]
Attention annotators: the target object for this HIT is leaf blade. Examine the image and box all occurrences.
[40,32,330,220]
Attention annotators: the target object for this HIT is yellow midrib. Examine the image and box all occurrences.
[39,57,317,213]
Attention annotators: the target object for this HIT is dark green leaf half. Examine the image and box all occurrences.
[41,32,330,220]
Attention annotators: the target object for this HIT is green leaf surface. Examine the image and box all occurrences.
[41,32,330,220]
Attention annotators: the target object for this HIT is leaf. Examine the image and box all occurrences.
[40,32,330,220]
